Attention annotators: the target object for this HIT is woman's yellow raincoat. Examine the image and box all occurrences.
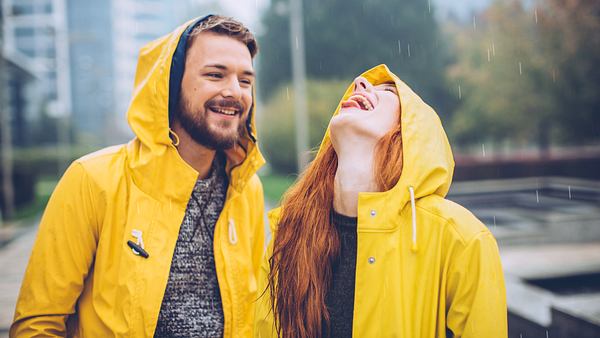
[12,16,265,337]
[254,65,507,338]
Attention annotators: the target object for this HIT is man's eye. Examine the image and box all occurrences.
[240,79,253,85]
[206,73,223,79]
[384,87,397,93]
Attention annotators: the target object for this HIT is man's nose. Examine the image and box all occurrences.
[353,76,373,93]
[222,78,242,99]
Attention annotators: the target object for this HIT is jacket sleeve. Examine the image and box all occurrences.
[253,237,277,338]
[250,176,266,279]
[445,231,507,338]
[10,162,101,337]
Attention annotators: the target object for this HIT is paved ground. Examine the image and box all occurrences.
[0,223,37,337]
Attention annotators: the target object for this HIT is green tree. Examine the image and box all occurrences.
[539,0,600,144]
[448,0,600,151]
[258,80,347,174]
[258,0,454,119]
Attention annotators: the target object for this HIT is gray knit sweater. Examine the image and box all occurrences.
[154,156,228,338]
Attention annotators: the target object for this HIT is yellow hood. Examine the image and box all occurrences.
[269,64,455,247]
[126,15,265,204]
[322,64,453,213]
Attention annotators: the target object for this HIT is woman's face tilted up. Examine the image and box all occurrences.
[329,76,400,151]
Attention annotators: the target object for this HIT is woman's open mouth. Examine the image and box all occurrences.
[340,94,374,111]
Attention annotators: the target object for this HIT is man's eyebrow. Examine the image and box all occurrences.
[204,64,255,77]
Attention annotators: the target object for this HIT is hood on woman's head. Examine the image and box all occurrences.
[318,64,454,202]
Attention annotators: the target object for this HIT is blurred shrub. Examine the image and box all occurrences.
[446,0,600,149]
[0,168,35,212]
[0,145,95,217]
[259,173,297,206]
[258,79,348,174]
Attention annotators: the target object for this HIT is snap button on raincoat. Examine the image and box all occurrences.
[254,65,507,338]
[12,16,266,338]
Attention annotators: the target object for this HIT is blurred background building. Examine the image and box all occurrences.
[2,0,214,145]
[2,0,70,144]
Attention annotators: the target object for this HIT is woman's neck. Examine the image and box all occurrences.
[333,143,379,217]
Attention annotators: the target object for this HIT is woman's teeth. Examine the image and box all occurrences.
[349,94,373,110]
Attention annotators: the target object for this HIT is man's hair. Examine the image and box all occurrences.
[188,15,258,58]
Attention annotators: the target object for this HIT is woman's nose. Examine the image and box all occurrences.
[353,77,373,93]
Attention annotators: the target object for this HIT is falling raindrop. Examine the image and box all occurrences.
[482,143,486,157]
[519,62,523,75]
[552,69,556,82]
[398,40,402,55]
[568,186,572,199]
[520,334,523,338]
[546,330,549,338]
[286,87,290,100]
[295,36,299,50]
[428,0,431,13]
[536,190,540,203]
[458,85,462,100]
[473,16,477,31]
[493,216,496,229]
[535,8,538,24]
[407,43,411,57]
[492,42,496,56]
[487,48,491,62]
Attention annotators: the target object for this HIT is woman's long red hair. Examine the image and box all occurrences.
[267,119,404,338]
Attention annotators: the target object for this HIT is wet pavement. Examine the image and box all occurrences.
[0,222,37,337]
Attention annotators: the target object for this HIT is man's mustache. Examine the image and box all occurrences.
[205,98,245,114]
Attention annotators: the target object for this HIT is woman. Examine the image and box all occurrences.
[254,64,507,338]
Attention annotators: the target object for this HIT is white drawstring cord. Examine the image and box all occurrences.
[228,219,238,245]
[408,186,418,253]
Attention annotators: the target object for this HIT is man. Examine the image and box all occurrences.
[11,15,265,337]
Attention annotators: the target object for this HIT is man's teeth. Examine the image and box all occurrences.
[350,95,373,110]
[213,108,236,115]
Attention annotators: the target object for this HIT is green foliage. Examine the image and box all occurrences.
[1,146,94,219]
[539,0,600,143]
[258,0,454,120]
[259,173,297,206]
[447,0,600,148]
[11,177,57,221]
[258,79,347,174]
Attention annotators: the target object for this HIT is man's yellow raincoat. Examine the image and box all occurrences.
[12,16,265,337]
[254,65,507,338]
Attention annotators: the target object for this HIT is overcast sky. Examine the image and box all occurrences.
[210,0,492,28]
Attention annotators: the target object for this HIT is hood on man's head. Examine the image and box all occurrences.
[167,15,213,126]
[125,15,262,169]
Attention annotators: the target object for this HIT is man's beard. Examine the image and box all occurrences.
[176,95,247,150]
